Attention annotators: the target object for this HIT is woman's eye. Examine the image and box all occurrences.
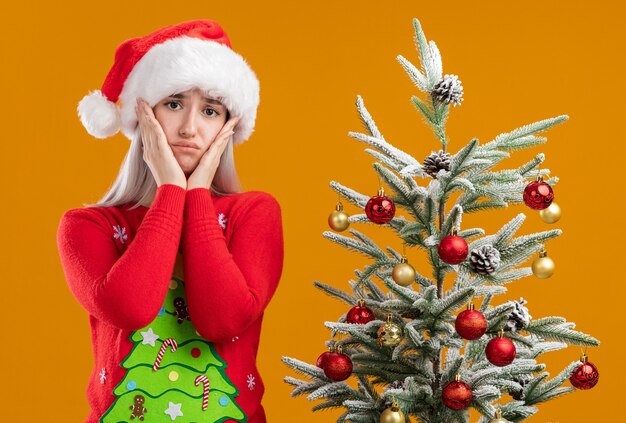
[166,101,181,110]
[204,108,219,117]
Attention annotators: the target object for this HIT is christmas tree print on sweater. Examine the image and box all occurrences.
[100,274,246,422]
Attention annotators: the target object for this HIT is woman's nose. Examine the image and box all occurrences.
[178,110,197,138]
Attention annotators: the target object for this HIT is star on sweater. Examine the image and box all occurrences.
[247,374,256,391]
[112,225,128,244]
[140,328,159,347]
[217,213,227,229]
[164,402,183,420]
[99,368,106,384]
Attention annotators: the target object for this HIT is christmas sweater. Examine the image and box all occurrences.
[56,184,284,423]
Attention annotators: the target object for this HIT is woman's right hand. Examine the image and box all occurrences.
[135,97,187,189]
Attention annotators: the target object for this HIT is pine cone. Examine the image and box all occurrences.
[505,297,532,331]
[510,373,533,400]
[382,381,405,407]
[422,150,451,178]
[388,380,404,390]
[431,74,464,106]
[469,244,501,275]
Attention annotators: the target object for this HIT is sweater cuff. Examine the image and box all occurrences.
[138,184,186,247]
[153,184,186,214]
[184,188,226,242]
[185,188,217,220]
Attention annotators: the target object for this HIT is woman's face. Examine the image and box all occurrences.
[152,87,228,176]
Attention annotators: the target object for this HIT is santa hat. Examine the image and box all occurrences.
[77,19,259,145]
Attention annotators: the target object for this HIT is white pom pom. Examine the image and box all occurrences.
[77,90,121,139]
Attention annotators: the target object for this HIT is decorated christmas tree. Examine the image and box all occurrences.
[282,18,600,423]
[101,253,246,422]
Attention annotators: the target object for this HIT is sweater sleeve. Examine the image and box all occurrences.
[182,188,284,342]
[56,184,186,330]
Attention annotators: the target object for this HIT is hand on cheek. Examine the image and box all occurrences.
[136,97,187,189]
[186,116,240,190]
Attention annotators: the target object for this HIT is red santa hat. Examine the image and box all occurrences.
[77,19,259,145]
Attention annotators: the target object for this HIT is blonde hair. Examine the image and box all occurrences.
[83,132,242,210]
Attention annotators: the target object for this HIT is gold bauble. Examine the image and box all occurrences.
[328,201,349,231]
[380,402,405,423]
[378,318,403,347]
[489,408,510,423]
[539,202,562,224]
[392,258,416,287]
[328,210,350,231]
[532,250,555,279]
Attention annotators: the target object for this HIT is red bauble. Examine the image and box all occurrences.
[346,303,376,325]
[365,190,395,224]
[442,379,473,410]
[570,356,599,390]
[316,351,333,369]
[323,352,353,381]
[523,179,554,210]
[438,235,468,265]
[455,307,487,340]
[486,335,516,367]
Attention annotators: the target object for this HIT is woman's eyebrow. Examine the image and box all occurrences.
[168,93,223,106]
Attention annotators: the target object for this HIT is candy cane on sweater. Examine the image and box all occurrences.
[195,375,210,410]
[152,338,178,371]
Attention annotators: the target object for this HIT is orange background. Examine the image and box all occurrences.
[1,1,621,421]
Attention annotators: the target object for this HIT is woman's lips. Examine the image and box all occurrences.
[172,142,200,151]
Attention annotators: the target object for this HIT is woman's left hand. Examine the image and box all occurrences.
[187,116,240,190]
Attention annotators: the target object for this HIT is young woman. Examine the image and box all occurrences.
[57,20,283,423]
